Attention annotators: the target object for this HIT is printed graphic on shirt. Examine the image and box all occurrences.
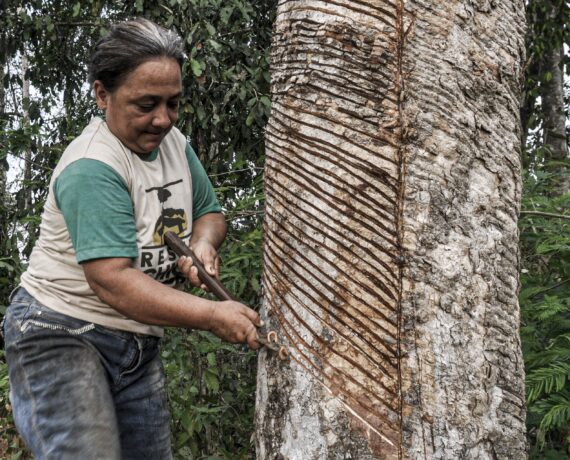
[146,179,189,245]
[141,179,189,286]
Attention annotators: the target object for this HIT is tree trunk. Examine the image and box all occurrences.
[540,43,569,194]
[0,60,7,239]
[21,51,32,211]
[540,31,568,164]
[256,1,527,459]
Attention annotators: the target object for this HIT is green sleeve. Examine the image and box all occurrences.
[54,159,139,263]
[186,144,223,219]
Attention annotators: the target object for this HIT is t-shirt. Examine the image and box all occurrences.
[20,117,221,336]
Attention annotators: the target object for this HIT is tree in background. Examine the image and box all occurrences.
[523,0,568,186]
[257,0,526,457]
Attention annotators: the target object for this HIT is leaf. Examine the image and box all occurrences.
[207,39,223,53]
[190,59,204,77]
[537,396,570,443]
[204,369,220,394]
[180,411,192,430]
[527,363,570,403]
[204,21,216,36]
[196,105,206,122]
[220,6,234,24]
[0,261,14,272]
[260,96,271,108]
[251,277,260,293]
[245,111,255,127]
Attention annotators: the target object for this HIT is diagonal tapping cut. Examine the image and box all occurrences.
[260,0,410,457]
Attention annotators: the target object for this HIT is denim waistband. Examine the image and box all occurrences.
[7,286,158,342]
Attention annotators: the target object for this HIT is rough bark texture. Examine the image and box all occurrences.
[0,61,6,215]
[256,1,527,459]
[541,41,568,163]
[540,44,569,194]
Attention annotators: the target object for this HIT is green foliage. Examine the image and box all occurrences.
[520,168,570,457]
[0,0,274,457]
[161,207,264,458]
[521,0,569,163]
[163,330,257,459]
[518,6,569,452]
[0,350,31,458]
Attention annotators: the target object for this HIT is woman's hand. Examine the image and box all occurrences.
[177,238,220,290]
[208,301,262,349]
[179,212,227,290]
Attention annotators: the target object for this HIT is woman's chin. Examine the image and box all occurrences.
[130,138,162,155]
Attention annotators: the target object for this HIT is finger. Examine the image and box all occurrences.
[246,325,260,350]
[176,256,185,271]
[243,307,262,327]
[189,266,201,287]
[214,256,220,279]
[177,256,194,277]
[205,255,217,276]
[191,243,217,276]
[200,247,218,277]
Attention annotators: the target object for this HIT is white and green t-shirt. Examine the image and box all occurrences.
[20,117,221,336]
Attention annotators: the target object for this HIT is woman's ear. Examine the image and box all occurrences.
[93,81,109,110]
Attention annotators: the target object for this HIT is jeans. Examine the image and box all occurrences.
[3,287,172,459]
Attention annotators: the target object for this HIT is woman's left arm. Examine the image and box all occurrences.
[178,212,227,287]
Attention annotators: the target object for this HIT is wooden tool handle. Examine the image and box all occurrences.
[164,232,236,301]
[164,231,289,360]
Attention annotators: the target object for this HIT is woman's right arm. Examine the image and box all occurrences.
[82,257,261,348]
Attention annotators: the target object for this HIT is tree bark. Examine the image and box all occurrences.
[540,43,569,194]
[256,1,527,459]
[0,60,7,232]
[540,30,568,164]
[21,51,32,211]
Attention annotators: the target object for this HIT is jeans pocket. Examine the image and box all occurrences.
[19,303,95,336]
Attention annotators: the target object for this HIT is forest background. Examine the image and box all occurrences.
[0,0,568,458]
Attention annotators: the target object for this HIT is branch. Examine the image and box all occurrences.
[0,111,22,118]
[53,21,100,27]
[208,167,263,177]
[520,211,570,220]
[218,27,253,38]
[528,278,570,300]
[227,210,264,222]
[4,152,53,172]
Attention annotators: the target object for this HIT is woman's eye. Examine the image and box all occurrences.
[137,104,155,112]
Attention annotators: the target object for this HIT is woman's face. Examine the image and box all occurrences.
[94,57,182,154]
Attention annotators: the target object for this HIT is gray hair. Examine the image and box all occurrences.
[88,18,185,92]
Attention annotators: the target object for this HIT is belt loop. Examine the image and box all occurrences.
[8,286,21,304]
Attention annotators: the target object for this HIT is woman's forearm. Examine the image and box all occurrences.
[84,257,214,328]
[83,256,261,347]
[190,212,227,249]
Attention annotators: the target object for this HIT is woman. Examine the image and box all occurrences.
[3,18,260,459]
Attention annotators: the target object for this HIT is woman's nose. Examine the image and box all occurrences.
[152,106,172,128]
